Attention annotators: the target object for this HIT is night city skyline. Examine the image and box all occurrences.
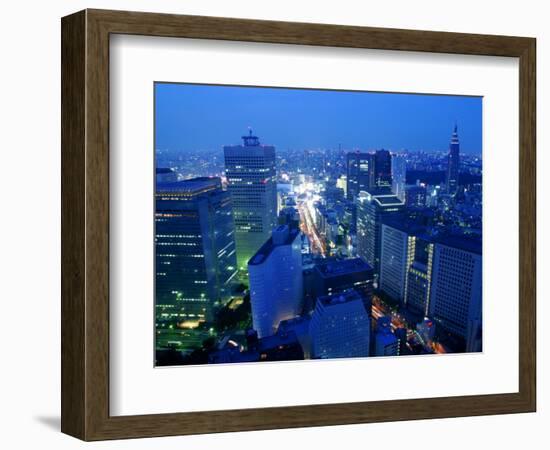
[155,83,482,155]
[154,82,482,367]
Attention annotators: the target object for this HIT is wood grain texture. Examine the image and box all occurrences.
[60,9,537,441]
[61,10,86,439]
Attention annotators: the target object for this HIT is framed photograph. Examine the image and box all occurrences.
[61,9,536,441]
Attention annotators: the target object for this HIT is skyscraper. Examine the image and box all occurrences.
[445,124,460,195]
[379,219,435,312]
[248,225,303,338]
[429,237,482,351]
[379,220,432,305]
[375,149,393,188]
[356,190,405,276]
[224,129,277,271]
[346,152,375,200]
[309,290,371,359]
[391,154,407,200]
[155,177,238,323]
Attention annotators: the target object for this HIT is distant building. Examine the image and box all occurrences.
[429,236,482,351]
[336,174,348,198]
[248,225,303,338]
[156,167,179,183]
[445,124,460,195]
[311,257,374,315]
[374,316,399,356]
[375,149,393,188]
[155,177,238,322]
[404,183,427,208]
[346,152,375,201]
[310,290,371,359]
[391,154,407,200]
[278,206,300,230]
[224,129,277,271]
[356,190,405,276]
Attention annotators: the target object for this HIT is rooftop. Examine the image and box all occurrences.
[248,225,300,266]
[315,257,373,278]
[382,217,427,236]
[317,289,363,307]
[156,177,221,196]
[433,234,482,255]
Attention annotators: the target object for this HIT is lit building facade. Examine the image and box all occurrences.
[248,225,303,338]
[155,177,238,323]
[224,130,277,271]
[380,220,434,311]
[429,238,482,351]
[379,224,413,302]
[310,290,371,359]
[356,190,405,276]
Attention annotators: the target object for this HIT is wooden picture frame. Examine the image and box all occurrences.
[61,9,536,441]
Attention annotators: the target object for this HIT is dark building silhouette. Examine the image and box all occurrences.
[310,257,374,315]
[346,152,375,200]
[375,149,393,188]
[446,124,460,195]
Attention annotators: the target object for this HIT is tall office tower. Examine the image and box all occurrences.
[374,316,399,356]
[404,183,427,208]
[346,152,375,201]
[356,190,405,276]
[379,219,434,308]
[155,177,238,323]
[310,257,374,315]
[445,124,460,195]
[224,129,277,271]
[248,225,303,338]
[309,290,371,359]
[391,154,407,200]
[379,224,414,303]
[429,237,482,351]
[375,149,393,188]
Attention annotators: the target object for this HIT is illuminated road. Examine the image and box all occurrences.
[297,199,326,257]
[372,295,445,354]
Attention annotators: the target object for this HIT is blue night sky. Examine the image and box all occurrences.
[155,83,482,154]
